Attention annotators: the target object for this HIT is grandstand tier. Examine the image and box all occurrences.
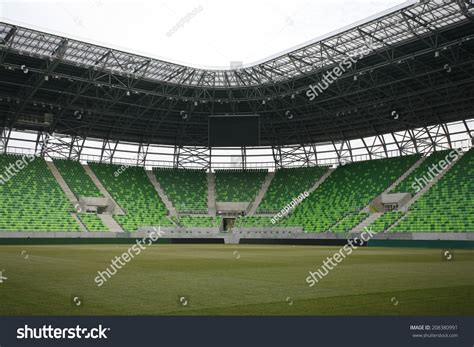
[392,148,473,232]
[391,149,455,194]
[53,159,103,198]
[367,211,405,233]
[284,155,421,232]
[0,3,473,239]
[154,167,208,213]
[0,147,472,233]
[78,213,109,232]
[0,154,80,231]
[331,213,369,233]
[88,162,172,232]
[214,169,268,202]
[257,166,328,213]
[239,155,421,231]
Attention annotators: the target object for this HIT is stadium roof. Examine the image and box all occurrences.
[0,1,469,87]
[0,0,473,147]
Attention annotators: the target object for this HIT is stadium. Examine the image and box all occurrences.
[0,0,473,320]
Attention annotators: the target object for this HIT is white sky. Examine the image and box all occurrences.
[0,0,406,69]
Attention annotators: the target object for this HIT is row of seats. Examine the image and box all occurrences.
[215,169,267,202]
[0,150,471,233]
[330,212,369,232]
[0,154,80,231]
[89,162,172,232]
[391,149,454,194]
[78,213,109,232]
[257,166,328,213]
[392,148,473,232]
[280,155,420,232]
[232,155,419,231]
[367,211,404,232]
[154,167,208,213]
[53,159,103,198]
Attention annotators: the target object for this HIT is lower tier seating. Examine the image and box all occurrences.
[231,155,420,231]
[281,155,420,232]
[331,212,369,232]
[366,211,405,232]
[392,148,473,232]
[0,154,80,231]
[78,213,109,232]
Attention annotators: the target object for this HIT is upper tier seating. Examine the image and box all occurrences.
[153,167,208,212]
[215,169,267,202]
[88,162,171,232]
[0,154,80,231]
[257,166,328,213]
[392,148,473,232]
[53,159,103,198]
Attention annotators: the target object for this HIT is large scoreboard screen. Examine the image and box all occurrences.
[209,115,260,147]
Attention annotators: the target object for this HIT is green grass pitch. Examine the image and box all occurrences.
[0,244,472,315]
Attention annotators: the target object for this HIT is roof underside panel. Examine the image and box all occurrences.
[0,1,470,88]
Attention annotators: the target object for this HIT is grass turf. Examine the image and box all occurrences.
[0,244,472,315]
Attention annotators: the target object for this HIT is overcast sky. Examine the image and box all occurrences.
[0,0,406,68]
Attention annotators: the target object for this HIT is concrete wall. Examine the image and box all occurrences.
[79,196,114,213]
[0,230,472,242]
[215,202,250,212]
[381,192,411,207]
